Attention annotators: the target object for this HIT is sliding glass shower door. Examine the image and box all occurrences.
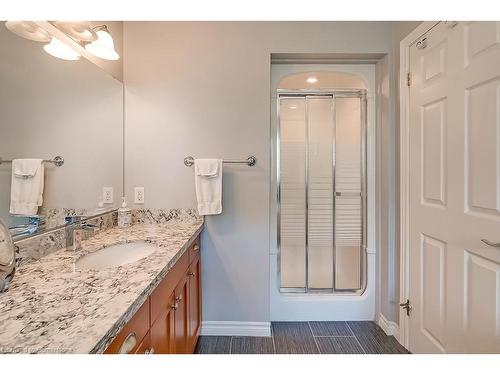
[278,91,366,293]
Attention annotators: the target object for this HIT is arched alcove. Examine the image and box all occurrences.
[278,70,367,90]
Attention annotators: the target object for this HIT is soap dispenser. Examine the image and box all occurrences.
[118,197,131,228]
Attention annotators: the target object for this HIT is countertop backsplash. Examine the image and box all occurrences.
[13,209,200,267]
[14,211,118,267]
[131,208,201,224]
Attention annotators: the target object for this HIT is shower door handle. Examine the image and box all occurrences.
[335,192,362,197]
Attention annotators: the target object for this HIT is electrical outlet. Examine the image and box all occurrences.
[134,187,145,204]
[103,187,113,204]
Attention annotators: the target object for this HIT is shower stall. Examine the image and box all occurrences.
[277,89,367,294]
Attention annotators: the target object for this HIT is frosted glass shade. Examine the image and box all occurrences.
[85,30,119,60]
[43,37,80,61]
[5,21,51,42]
[54,21,97,42]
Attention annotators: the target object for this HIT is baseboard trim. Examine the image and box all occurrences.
[378,313,400,340]
[201,321,272,337]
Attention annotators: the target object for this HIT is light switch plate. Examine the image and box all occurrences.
[103,187,113,204]
[134,187,145,204]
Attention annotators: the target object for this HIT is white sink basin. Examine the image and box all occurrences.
[75,242,158,271]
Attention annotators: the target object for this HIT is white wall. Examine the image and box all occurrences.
[377,22,421,324]
[123,21,396,324]
[0,25,123,226]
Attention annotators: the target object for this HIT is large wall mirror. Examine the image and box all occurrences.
[0,22,123,239]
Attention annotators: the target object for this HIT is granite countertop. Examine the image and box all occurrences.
[0,219,203,354]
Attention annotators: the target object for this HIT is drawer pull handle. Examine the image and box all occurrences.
[119,332,137,354]
[193,244,200,252]
[171,302,179,310]
[188,271,196,277]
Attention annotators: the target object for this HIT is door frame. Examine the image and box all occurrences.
[398,21,440,349]
[270,63,377,321]
[276,89,368,294]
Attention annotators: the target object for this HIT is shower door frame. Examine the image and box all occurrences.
[277,88,368,294]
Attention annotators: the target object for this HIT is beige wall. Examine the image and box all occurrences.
[123,21,397,323]
[0,24,123,226]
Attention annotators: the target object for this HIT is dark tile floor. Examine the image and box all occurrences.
[195,321,409,354]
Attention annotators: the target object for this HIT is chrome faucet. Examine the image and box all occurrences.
[65,217,100,251]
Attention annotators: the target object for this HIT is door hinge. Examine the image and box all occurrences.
[407,72,411,87]
[400,299,412,316]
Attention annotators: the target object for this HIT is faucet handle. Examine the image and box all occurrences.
[65,215,87,225]
[81,221,100,231]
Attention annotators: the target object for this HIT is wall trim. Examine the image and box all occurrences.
[377,313,400,340]
[201,321,272,337]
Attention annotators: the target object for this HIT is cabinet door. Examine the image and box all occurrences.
[134,332,153,354]
[150,293,176,354]
[188,255,202,352]
[174,274,189,354]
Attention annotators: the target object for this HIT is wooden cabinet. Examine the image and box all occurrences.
[134,332,152,354]
[104,235,202,354]
[150,293,175,354]
[104,299,150,354]
[173,274,189,353]
[187,254,201,352]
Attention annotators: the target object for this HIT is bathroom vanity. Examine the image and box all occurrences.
[0,214,203,354]
[104,233,202,354]
[0,20,204,355]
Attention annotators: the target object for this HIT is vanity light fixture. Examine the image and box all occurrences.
[4,21,51,42]
[54,21,97,42]
[43,37,81,61]
[307,76,318,84]
[5,21,119,62]
[84,25,120,61]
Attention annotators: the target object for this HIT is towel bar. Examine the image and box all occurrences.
[0,156,64,167]
[184,155,256,167]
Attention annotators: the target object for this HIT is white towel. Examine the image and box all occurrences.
[194,159,222,215]
[9,159,45,216]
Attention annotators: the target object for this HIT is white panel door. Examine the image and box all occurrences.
[409,21,500,353]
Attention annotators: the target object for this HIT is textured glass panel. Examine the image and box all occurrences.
[334,97,362,290]
[279,98,306,288]
[307,97,334,289]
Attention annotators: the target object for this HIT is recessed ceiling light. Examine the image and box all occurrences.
[307,76,318,83]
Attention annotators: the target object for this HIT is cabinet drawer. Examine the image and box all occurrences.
[189,235,201,264]
[150,249,189,323]
[104,299,150,354]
